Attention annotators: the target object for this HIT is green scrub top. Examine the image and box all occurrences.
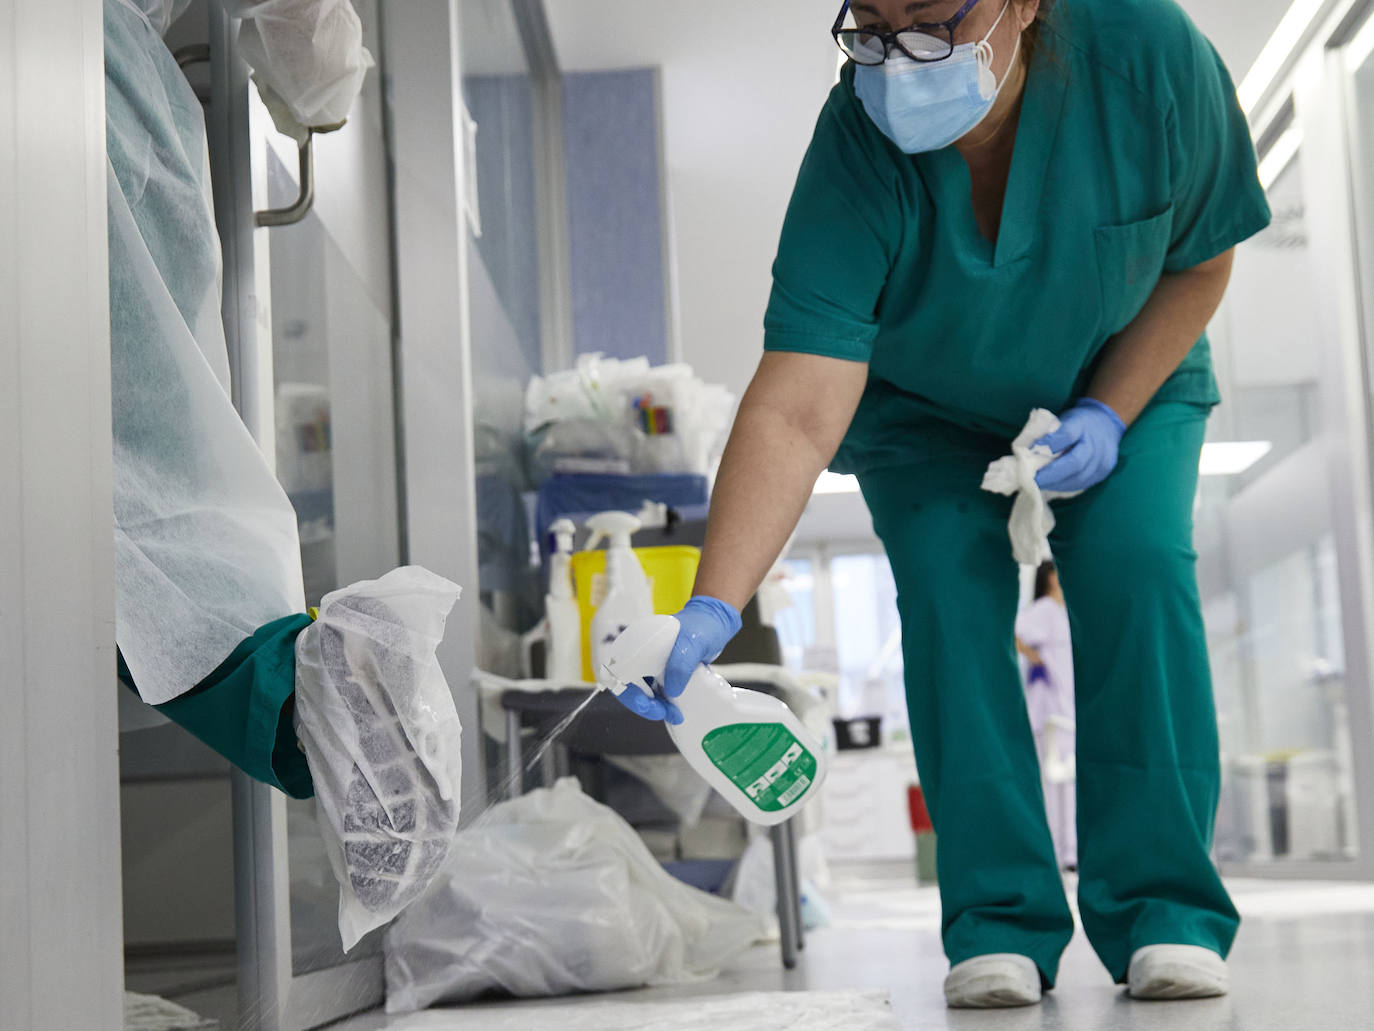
[764,0,1272,474]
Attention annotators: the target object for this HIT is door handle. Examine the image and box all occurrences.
[255,134,315,228]
[174,41,315,228]
[173,43,210,69]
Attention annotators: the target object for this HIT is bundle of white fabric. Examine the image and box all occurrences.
[980,409,1082,565]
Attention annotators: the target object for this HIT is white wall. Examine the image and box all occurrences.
[1,0,124,1026]
[1180,0,1294,83]
[548,1,838,401]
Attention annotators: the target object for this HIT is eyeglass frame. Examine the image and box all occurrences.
[831,0,985,65]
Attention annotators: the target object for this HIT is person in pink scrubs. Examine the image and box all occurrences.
[1016,562,1077,870]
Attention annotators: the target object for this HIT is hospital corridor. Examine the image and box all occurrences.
[10,1,1374,1029]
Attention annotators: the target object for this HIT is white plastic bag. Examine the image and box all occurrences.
[730,832,833,933]
[383,778,765,1013]
[294,566,465,951]
[980,409,1081,565]
[606,754,715,827]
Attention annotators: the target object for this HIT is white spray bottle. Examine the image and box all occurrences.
[586,510,654,674]
[545,518,583,682]
[598,615,828,826]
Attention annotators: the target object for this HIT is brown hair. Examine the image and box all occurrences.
[1034,560,1057,600]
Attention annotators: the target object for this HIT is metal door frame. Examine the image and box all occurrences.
[206,5,386,1027]
[210,0,500,1023]
[512,0,575,374]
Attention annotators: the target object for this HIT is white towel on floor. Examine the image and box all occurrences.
[980,409,1081,565]
[123,992,217,1031]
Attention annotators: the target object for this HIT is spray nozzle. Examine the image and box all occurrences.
[550,518,576,555]
[584,510,642,552]
[597,614,681,698]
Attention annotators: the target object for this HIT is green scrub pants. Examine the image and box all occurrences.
[119,613,315,799]
[858,401,1237,985]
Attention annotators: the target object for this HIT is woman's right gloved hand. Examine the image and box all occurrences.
[610,596,742,724]
[664,596,743,698]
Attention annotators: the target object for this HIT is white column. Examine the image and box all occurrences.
[0,0,123,1026]
[383,0,487,817]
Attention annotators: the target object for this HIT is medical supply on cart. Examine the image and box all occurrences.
[544,518,582,682]
[585,511,655,675]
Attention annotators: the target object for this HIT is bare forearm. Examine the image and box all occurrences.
[693,352,867,611]
[693,405,832,611]
[1087,249,1234,425]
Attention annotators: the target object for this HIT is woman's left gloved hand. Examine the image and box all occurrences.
[1034,398,1127,493]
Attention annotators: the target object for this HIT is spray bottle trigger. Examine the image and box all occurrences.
[596,615,681,696]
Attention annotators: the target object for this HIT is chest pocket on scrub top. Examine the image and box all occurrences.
[1093,206,1173,336]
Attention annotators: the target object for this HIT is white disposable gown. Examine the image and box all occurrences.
[106,0,371,704]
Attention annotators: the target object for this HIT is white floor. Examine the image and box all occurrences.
[324,871,1374,1031]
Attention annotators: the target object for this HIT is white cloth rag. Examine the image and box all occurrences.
[980,409,1081,565]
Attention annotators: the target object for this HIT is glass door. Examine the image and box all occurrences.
[1344,11,1374,421]
[460,0,547,674]
[207,1,399,1026]
[1198,140,1360,867]
[264,114,400,985]
[1334,3,1374,876]
[1202,9,1374,875]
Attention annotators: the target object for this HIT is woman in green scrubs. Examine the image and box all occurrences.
[618,0,1270,1009]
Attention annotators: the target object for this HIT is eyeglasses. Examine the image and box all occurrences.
[832,0,984,65]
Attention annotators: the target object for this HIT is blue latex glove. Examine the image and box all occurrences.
[1033,398,1126,493]
[614,596,741,725]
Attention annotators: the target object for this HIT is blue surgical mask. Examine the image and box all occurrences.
[853,0,1019,154]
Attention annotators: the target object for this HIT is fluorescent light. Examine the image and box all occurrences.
[1200,441,1273,476]
[1258,126,1302,189]
[1238,0,1327,116]
[814,447,1268,492]
[814,472,860,495]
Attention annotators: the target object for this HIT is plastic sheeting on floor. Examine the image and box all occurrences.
[380,990,898,1030]
[384,779,763,1011]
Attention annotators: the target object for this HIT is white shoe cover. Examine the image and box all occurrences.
[295,566,464,950]
[944,953,1042,1008]
[1128,944,1228,1000]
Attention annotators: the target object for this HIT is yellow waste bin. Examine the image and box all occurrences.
[570,545,700,682]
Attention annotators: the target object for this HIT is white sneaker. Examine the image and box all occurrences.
[1127,944,1228,1000]
[944,953,1042,1008]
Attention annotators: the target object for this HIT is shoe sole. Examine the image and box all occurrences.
[946,974,1041,1009]
[1129,965,1228,1001]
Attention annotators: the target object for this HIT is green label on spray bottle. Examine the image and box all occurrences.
[701,723,818,813]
